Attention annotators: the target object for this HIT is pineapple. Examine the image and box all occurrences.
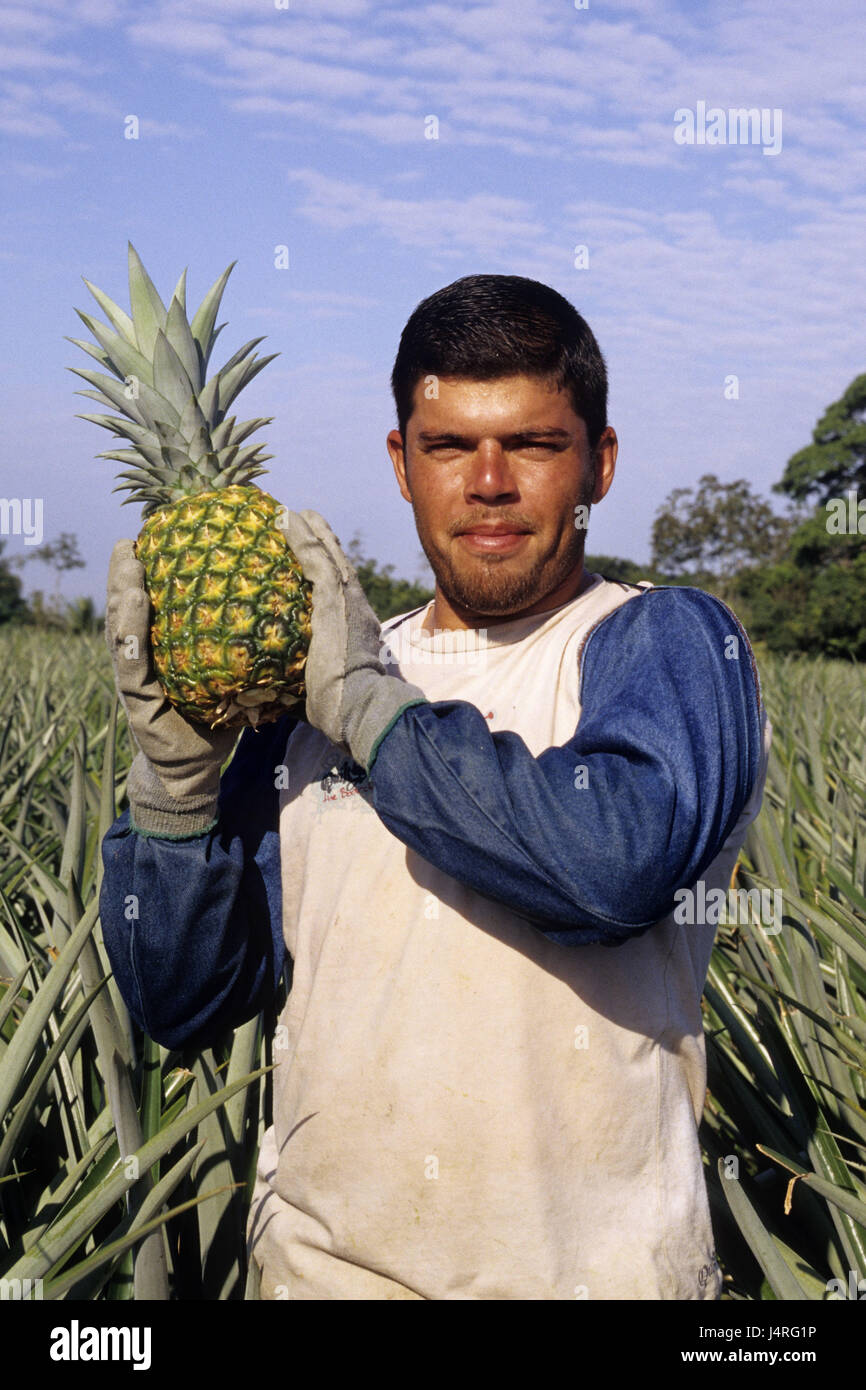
[68,243,312,730]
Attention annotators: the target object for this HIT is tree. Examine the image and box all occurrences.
[650,473,800,595]
[583,554,684,588]
[10,532,87,629]
[0,539,28,625]
[736,551,866,660]
[11,531,85,597]
[346,536,434,621]
[774,372,866,507]
[731,374,866,659]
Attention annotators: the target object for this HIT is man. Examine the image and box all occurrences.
[100,274,771,1300]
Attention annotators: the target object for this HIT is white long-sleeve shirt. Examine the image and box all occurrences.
[245,575,771,1299]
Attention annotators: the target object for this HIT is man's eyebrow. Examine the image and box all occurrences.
[416,428,573,442]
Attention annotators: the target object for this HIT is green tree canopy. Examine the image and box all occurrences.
[583,554,683,588]
[346,536,433,621]
[0,539,28,625]
[774,372,866,506]
[650,473,799,585]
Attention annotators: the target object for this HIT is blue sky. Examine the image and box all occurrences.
[1,0,864,603]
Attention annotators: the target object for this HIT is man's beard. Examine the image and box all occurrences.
[412,479,595,619]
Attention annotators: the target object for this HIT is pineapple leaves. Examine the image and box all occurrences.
[171,266,188,315]
[217,352,279,415]
[165,295,204,394]
[73,310,155,389]
[152,329,197,418]
[178,395,212,464]
[70,370,148,428]
[196,375,222,428]
[227,416,274,447]
[206,322,226,372]
[105,461,179,488]
[64,335,113,372]
[76,413,175,471]
[71,246,277,512]
[227,443,271,476]
[81,277,137,347]
[189,262,236,361]
[217,337,268,378]
[210,414,236,451]
[127,242,168,359]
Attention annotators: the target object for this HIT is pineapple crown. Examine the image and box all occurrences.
[67,243,278,517]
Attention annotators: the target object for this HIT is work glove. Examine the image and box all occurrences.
[276,510,428,773]
[105,539,238,837]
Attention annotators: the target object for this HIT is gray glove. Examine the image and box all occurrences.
[276,510,428,772]
[105,539,237,837]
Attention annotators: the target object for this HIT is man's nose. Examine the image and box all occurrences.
[464,442,519,502]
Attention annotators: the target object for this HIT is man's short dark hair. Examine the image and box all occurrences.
[390,274,608,454]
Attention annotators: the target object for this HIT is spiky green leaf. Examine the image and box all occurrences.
[127,242,168,359]
[82,277,137,346]
[64,336,113,371]
[164,294,203,393]
[70,369,148,427]
[189,262,236,358]
[152,330,197,419]
[170,266,187,315]
[217,336,267,377]
[217,352,279,415]
[73,309,154,388]
[178,394,212,462]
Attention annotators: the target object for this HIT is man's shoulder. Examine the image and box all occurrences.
[587,581,751,640]
[580,583,765,716]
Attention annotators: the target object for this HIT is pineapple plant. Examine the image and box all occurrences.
[68,242,312,730]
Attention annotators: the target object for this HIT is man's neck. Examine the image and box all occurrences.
[426,565,594,633]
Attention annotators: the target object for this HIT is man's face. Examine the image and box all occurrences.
[387,373,616,628]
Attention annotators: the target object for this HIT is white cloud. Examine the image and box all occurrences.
[0,44,82,71]
[126,18,232,56]
[0,87,65,137]
[108,0,862,190]
[286,167,545,258]
[0,5,64,35]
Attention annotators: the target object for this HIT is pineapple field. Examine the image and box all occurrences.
[0,624,865,1301]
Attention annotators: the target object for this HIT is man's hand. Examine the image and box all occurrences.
[106,539,238,836]
[276,510,427,772]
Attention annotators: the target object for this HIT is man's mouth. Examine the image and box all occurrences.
[454,524,532,555]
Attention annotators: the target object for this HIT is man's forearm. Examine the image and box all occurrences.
[99,715,293,1048]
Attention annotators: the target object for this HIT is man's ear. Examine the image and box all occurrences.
[387,428,412,503]
[592,428,617,504]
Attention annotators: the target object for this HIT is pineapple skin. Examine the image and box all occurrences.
[134,483,313,730]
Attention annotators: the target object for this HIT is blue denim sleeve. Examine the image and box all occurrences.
[367,588,765,946]
[99,714,294,1049]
